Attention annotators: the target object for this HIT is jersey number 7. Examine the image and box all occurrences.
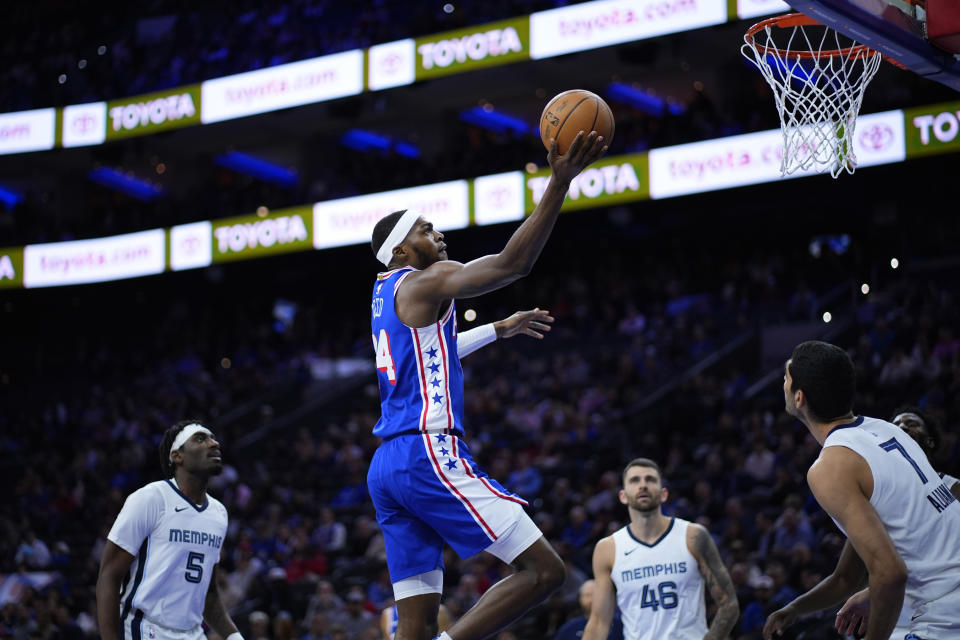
[373,329,397,385]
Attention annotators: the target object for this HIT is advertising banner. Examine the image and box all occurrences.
[415,17,530,80]
[736,0,790,20]
[474,172,526,225]
[0,108,56,155]
[0,247,23,289]
[525,154,649,211]
[368,39,416,91]
[649,113,904,198]
[201,51,364,123]
[23,230,166,288]
[650,129,808,198]
[61,102,107,147]
[211,207,313,263]
[313,180,469,250]
[904,101,960,158]
[851,110,906,168]
[169,221,213,271]
[530,0,726,59]
[106,85,202,141]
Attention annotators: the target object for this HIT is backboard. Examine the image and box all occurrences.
[787,0,960,91]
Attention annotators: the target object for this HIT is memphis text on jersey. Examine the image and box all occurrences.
[621,562,688,583]
[168,528,224,548]
[927,482,958,513]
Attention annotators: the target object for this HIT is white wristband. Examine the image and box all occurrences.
[458,323,497,358]
[226,633,244,640]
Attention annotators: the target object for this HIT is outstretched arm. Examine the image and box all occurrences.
[763,539,867,639]
[459,309,554,358]
[402,132,608,304]
[687,524,739,640]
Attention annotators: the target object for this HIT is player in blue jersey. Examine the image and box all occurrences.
[96,421,242,640]
[763,341,960,640]
[367,129,607,640]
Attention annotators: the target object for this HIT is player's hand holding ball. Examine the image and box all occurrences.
[540,89,613,180]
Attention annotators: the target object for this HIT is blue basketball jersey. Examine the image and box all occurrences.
[371,267,464,438]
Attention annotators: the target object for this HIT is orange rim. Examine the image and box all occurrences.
[744,12,879,60]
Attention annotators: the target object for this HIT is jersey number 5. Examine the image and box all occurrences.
[373,329,397,385]
[185,551,204,583]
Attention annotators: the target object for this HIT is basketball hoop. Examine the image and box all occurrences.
[742,13,883,178]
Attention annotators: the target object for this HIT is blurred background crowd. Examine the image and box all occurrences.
[3,194,958,639]
[2,1,959,640]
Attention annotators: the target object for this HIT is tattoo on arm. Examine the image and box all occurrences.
[693,527,740,640]
[203,569,238,637]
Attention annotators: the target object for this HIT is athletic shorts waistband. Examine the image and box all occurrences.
[381,429,465,441]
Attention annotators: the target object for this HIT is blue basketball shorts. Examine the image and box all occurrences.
[367,432,540,583]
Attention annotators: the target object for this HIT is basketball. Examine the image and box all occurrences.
[539,89,615,155]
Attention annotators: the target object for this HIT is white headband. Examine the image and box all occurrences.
[376,209,422,267]
[169,424,213,462]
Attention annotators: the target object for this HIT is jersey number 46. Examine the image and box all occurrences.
[641,581,678,612]
[373,329,397,385]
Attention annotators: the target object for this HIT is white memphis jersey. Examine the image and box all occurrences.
[610,518,707,640]
[823,416,960,609]
[107,479,228,632]
[941,471,959,490]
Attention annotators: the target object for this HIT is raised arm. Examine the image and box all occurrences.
[204,566,241,639]
[763,539,867,639]
[687,524,739,640]
[582,537,617,640]
[96,541,136,640]
[402,132,607,304]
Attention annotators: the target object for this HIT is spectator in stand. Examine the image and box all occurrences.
[273,611,295,640]
[302,580,344,631]
[329,589,375,638]
[743,437,776,484]
[764,561,798,610]
[770,506,816,560]
[300,612,329,640]
[14,531,52,569]
[560,506,595,551]
[312,508,347,556]
[552,580,623,640]
[738,574,775,638]
[249,611,270,640]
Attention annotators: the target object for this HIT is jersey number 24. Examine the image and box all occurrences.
[373,329,397,385]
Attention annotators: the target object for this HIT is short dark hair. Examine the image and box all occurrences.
[370,210,408,264]
[159,419,207,478]
[788,341,855,422]
[891,404,941,452]
[623,458,664,484]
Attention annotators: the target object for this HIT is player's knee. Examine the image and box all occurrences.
[538,553,566,593]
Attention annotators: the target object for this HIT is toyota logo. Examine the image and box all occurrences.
[859,124,894,151]
[380,53,402,74]
[486,187,511,207]
[71,114,96,134]
[180,236,201,254]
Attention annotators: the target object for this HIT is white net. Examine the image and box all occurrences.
[742,15,883,178]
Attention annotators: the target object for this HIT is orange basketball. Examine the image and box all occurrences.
[539,89,615,155]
